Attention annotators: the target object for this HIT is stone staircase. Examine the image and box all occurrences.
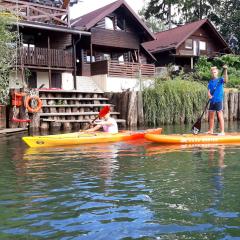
[76,76,103,93]
[39,89,126,131]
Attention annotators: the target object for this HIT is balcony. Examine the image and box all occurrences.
[0,0,69,26]
[18,47,73,69]
[91,60,155,78]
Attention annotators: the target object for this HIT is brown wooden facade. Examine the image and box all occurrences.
[143,19,232,69]
[0,0,91,89]
[72,0,156,78]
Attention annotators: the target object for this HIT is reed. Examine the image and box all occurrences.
[143,79,207,126]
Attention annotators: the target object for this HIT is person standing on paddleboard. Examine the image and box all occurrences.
[207,65,228,135]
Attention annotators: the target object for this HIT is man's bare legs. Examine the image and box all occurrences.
[207,111,215,134]
[217,110,224,134]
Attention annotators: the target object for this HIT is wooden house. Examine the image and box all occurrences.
[0,0,90,89]
[143,19,232,70]
[71,0,156,92]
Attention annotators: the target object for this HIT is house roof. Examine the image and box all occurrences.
[143,18,232,54]
[71,0,155,40]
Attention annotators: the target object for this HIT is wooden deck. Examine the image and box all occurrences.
[19,47,73,69]
[0,128,27,136]
[91,60,155,78]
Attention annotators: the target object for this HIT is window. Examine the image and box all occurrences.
[85,50,95,63]
[105,17,114,30]
[185,39,193,49]
[116,18,125,31]
[103,53,111,60]
[118,54,124,63]
[199,41,206,51]
[28,72,37,88]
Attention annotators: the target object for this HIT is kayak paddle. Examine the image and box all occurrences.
[191,68,224,134]
[84,105,110,130]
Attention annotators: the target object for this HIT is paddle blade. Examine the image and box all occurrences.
[191,118,201,135]
[99,106,110,118]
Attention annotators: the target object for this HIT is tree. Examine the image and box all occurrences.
[0,12,17,105]
[211,0,240,54]
[143,0,221,27]
[139,7,167,32]
[143,0,240,53]
[144,0,182,29]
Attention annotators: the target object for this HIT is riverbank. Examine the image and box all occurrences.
[107,87,240,127]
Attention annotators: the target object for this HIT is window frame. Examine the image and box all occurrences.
[185,39,193,49]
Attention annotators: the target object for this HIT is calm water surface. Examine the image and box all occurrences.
[0,123,240,240]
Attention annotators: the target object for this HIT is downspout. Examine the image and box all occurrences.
[73,33,82,89]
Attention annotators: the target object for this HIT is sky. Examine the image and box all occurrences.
[70,0,145,19]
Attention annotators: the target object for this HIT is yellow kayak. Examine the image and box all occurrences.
[22,128,162,148]
[145,132,240,144]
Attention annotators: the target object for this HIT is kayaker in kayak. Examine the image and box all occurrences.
[206,65,228,136]
[86,112,118,133]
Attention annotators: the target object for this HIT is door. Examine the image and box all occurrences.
[28,71,37,88]
[51,72,62,88]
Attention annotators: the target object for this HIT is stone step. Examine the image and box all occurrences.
[42,104,113,108]
[39,112,120,116]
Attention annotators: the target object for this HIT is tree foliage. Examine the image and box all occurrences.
[0,12,17,105]
[138,7,167,32]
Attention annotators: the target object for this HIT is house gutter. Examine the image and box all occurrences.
[73,34,82,89]
[16,21,91,36]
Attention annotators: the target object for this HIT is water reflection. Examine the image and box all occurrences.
[1,132,240,239]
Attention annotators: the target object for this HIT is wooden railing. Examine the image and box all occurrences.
[108,60,155,78]
[19,47,73,68]
[0,0,69,26]
[91,60,155,78]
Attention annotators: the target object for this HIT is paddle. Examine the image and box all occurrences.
[191,68,224,135]
[84,105,110,130]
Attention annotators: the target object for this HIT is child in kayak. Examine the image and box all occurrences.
[86,112,118,133]
[206,65,228,135]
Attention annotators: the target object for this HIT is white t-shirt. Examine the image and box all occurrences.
[102,117,118,133]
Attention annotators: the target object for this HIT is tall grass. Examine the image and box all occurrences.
[143,79,207,126]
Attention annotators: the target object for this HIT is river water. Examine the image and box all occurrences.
[0,123,240,240]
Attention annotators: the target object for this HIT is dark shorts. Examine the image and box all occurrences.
[209,101,223,112]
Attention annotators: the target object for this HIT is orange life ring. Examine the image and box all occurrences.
[25,96,42,113]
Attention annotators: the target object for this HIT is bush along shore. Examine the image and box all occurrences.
[143,80,240,126]
[143,79,207,126]
[106,86,240,127]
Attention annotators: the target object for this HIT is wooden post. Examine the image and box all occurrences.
[137,91,144,126]
[48,36,52,87]
[127,91,138,127]
[73,36,77,89]
[223,92,229,120]
[90,43,93,63]
[190,57,194,69]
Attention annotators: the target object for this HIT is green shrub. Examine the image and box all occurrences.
[195,55,240,89]
[143,79,207,126]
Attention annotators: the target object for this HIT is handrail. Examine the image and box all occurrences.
[19,47,73,68]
